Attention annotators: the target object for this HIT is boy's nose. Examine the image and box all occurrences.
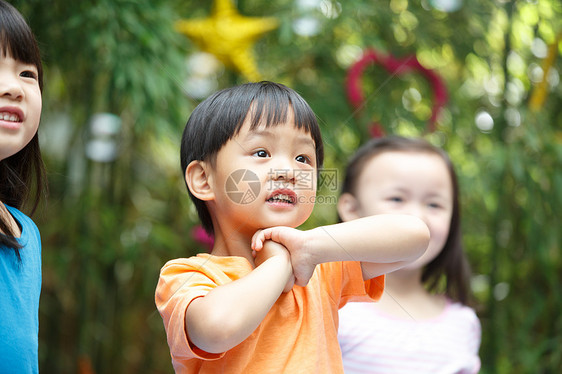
[270,158,297,184]
[271,167,296,183]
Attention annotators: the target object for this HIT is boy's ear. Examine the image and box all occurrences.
[337,193,362,221]
[185,160,215,201]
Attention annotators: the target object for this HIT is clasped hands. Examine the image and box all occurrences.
[251,226,316,292]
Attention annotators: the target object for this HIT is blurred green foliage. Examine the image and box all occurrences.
[8,0,562,372]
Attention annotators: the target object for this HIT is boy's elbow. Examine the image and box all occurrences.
[187,310,246,354]
[409,216,430,259]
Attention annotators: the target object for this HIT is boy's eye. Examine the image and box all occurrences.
[389,196,403,203]
[253,150,269,158]
[296,155,310,164]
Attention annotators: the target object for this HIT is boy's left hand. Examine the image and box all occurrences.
[252,227,317,287]
[253,240,295,293]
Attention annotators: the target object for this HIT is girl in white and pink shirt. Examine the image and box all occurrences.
[337,136,481,374]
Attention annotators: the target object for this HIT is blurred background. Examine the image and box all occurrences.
[9,0,561,372]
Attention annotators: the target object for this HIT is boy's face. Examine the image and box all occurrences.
[0,52,42,161]
[207,108,318,235]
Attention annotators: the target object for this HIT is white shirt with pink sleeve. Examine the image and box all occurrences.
[338,300,481,374]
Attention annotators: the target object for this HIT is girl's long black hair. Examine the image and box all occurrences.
[0,0,46,259]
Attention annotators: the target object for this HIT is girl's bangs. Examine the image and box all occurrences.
[0,10,43,90]
[0,27,36,63]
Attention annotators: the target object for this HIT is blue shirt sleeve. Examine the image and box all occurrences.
[0,205,41,374]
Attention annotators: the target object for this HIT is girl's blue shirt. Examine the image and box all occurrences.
[0,205,41,374]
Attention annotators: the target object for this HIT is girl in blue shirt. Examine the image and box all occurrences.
[0,1,47,372]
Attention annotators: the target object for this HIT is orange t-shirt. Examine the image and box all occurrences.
[155,253,384,374]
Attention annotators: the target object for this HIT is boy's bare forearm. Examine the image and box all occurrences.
[252,214,429,285]
[307,214,430,266]
[184,254,292,354]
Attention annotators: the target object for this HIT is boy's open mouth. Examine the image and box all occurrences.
[266,190,297,205]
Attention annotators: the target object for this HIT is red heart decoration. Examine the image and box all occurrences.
[346,49,448,136]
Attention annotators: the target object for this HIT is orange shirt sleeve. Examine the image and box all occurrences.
[155,257,226,362]
[316,261,384,308]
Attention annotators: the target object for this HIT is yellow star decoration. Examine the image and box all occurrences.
[176,0,279,82]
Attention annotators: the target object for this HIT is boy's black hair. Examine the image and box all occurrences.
[339,136,471,305]
[0,0,47,258]
[180,81,324,235]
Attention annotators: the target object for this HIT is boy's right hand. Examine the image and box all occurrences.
[254,240,295,293]
[252,227,317,287]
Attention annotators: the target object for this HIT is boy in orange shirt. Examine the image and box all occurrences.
[155,81,429,373]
